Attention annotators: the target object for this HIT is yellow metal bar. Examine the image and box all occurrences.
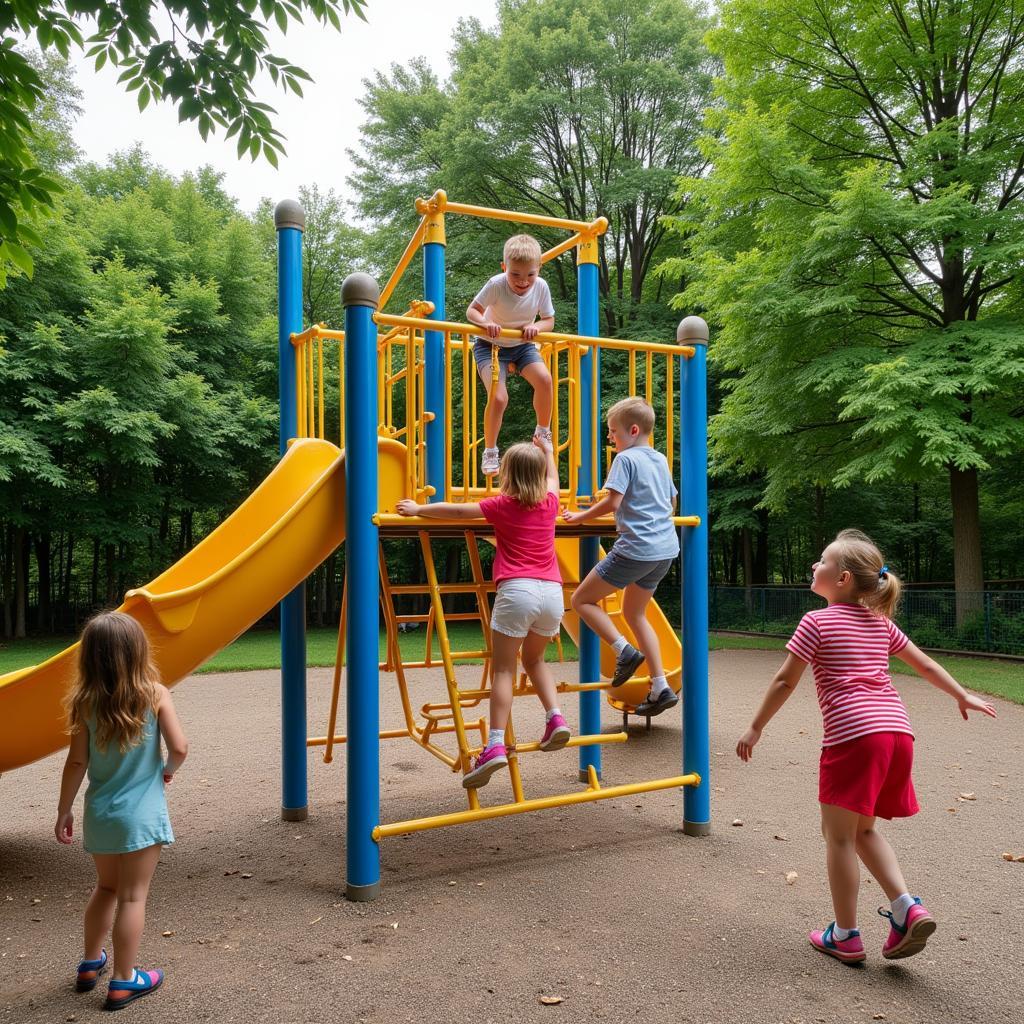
[323,580,347,763]
[666,353,673,478]
[378,215,428,313]
[309,728,412,747]
[317,336,325,440]
[416,191,608,235]
[374,514,700,529]
[375,314,693,358]
[306,334,315,437]
[373,773,701,840]
[294,345,305,438]
[540,231,585,265]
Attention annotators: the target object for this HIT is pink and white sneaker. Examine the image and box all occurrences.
[539,714,571,751]
[809,922,866,964]
[463,743,508,789]
[879,898,936,959]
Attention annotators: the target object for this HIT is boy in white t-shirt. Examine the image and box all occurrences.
[466,234,555,476]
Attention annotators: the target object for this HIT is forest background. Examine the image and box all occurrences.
[1,0,1021,651]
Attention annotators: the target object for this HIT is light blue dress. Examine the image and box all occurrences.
[83,710,174,855]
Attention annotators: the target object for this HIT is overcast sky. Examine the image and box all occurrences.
[67,0,496,215]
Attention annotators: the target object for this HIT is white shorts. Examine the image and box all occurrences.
[490,578,564,639]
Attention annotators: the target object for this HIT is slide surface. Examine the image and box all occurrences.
[0,437,407,774]
[555,539,682,713]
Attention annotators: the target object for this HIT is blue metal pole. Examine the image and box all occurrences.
[577,243,601,782]
[274,199,308,823]
[342,273,381,900]
[679,316,710,835]
[423,204,446,500]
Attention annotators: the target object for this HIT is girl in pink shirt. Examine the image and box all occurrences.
[736,529,996,965]
[397,438,570,789]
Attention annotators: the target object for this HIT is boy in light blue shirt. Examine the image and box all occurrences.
[563,397,680,715]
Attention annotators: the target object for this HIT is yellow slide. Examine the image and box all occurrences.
[555,539,681,714]
[0,437,407,774]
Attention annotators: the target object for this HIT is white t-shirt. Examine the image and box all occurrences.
[472,273,555,347]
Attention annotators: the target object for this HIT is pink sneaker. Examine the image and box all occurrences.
[809,922,866,964]
[879,898,936,959]
[539,714,571,751]
[462,743,508,789]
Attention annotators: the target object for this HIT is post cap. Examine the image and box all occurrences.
[341,272,380,310]
[677,315,709,346]
[274,199,305,232]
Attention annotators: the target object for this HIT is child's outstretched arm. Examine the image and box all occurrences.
[157,684,189,782]
[397,499,483,519]
[894,641,997,719]
[55,727,89,843]
[532,435,560,493]
[736,653,807,762]
[562,488,622,524]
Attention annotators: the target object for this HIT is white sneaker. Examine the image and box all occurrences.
[481,447,500,476]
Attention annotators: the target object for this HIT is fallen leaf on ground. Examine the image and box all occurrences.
[1002,852,1015,861]
[224,869,239,876]
[342,955,353,962]
[161,930,175,937]
[390,922,399,930]
[756,869,767,875]
[1016,856,1024,863]
[240,873,253,879]
[873,1015,886,1020]
[774,834,789,841]
[309,916,323,925]
[785,871,798,885]
[539,996,564,1006]
[959,792,976,800]
[732,819,743,827]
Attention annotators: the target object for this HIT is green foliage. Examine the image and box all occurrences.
[0,1,368,284]
[663,0,1024,595]
[350,0,717,337]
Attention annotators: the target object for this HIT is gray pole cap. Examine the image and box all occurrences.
[341,272,380,310]
[677,315,709,346]
[274,199,305,232]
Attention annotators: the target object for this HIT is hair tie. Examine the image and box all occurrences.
[878,564,889,579]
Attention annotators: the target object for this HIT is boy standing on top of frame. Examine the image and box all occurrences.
[564,397,680,715]
[466,234,555,477]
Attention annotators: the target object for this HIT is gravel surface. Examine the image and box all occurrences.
[2,648,1022,1024]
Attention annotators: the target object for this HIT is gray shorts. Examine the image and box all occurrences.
[595,547,673,591]
[473,340,545,384]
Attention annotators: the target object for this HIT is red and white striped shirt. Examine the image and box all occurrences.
[786,603,913,747]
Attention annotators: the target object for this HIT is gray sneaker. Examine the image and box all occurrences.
[611,644,645,687]
[635,688,679,717]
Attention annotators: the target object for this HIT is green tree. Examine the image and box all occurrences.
[0,1,368,284]
[350,0,716,334]
[667,0,1024,619]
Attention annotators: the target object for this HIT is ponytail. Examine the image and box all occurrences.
[832,528,902,620]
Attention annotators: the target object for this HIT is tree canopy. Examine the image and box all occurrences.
[663,0,1024,615]
[0,0,367,284]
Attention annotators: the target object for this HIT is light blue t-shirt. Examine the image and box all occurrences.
[604,445,680,561]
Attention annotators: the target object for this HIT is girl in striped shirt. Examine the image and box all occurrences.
[736,529,996,965]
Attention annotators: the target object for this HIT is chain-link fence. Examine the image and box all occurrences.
[711,587,1024,658]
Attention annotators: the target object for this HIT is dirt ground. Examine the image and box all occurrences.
[2,649,1022,1024]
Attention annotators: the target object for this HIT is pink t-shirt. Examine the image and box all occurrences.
[786,603,913,747]
[479,491,561,586]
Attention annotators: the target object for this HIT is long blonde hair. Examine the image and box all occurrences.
[498,442,548,508]
[65,611,160,753]
[831,528,902,619]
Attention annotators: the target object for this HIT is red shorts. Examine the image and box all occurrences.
[819,731,919,820]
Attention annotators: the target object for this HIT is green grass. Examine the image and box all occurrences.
[2,625,1020,705]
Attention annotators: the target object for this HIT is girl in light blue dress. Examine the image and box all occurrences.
[55,611,189,1010]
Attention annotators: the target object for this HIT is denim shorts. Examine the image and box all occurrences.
[595,547,673,591]
[473,340,545,384]
[490,578,564,638]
